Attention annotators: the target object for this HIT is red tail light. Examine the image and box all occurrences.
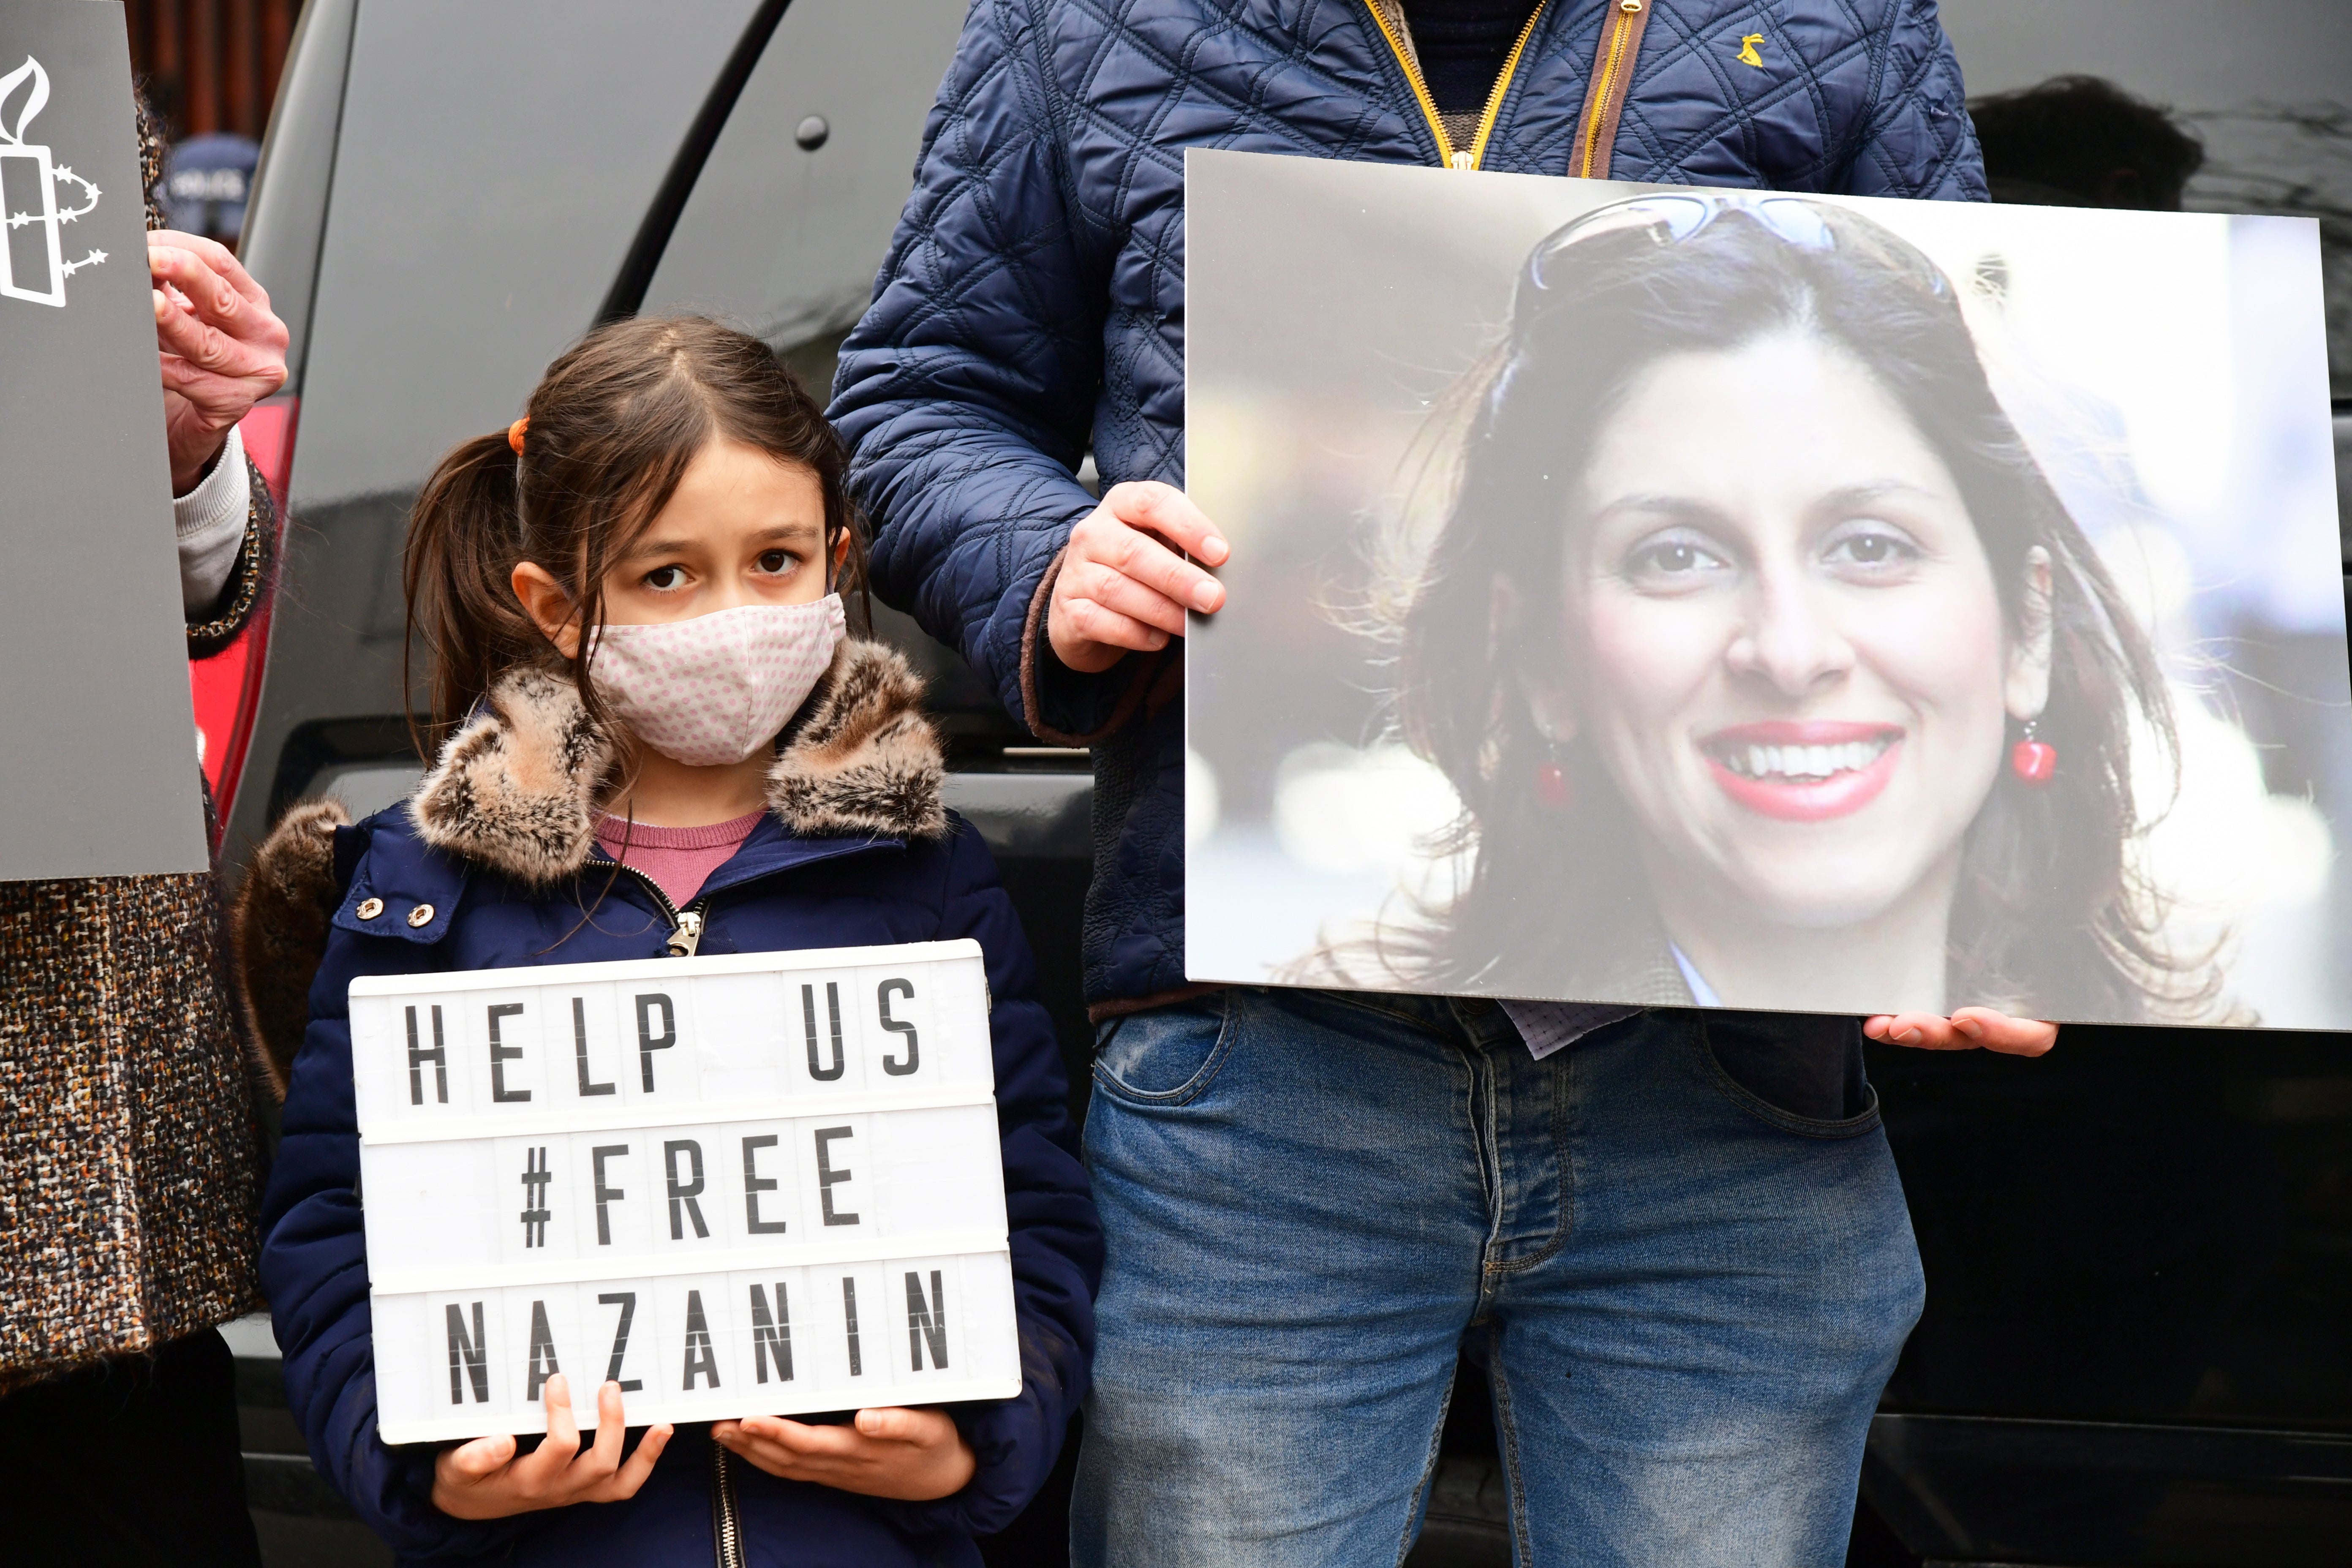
[191,395,297,838]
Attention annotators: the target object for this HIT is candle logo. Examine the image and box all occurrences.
[1,57,106,309]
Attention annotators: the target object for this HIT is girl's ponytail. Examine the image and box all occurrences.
[403,431,541,750]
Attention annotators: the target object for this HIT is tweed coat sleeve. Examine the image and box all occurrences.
[828,0,1140,743]
[890,816,1102,1537]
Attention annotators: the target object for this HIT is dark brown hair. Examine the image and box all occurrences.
[403,314,867,747]
[1390,199,2202,1021]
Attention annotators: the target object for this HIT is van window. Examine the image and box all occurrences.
[1944,0,2352,397]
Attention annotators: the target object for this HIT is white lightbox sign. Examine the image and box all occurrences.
[349,940,1019,1444]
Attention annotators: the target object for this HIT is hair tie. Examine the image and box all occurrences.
[507,417,529,455]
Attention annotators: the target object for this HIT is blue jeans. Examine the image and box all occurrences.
[1070,990,1922,1568]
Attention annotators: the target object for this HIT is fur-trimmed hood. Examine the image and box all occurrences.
[411,636,946,883]
[233,639,945,1087]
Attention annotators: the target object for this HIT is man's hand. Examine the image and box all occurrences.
[431,1376,672,1520]
[149,231,289,494]
[1046,480,1230,674]
[1863,1008,2057,1056]
[711,1406,976,1501]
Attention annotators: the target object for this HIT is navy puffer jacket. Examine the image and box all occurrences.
[253,644,1099,1567]
[830,0,1986,1011]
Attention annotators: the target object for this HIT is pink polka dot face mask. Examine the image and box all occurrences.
[587,596,846,766]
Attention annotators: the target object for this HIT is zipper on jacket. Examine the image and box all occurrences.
[710,1443,746,1568]
[1577,0,1644,178]
[1360,0,1547,172]
[598,857,710,957]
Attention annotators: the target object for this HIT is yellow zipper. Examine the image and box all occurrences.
[1360,0,1547,172]
[1467,2,1549,170]
[1577,0,1644,178]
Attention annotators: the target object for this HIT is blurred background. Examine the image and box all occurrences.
[1185,163,2350,1027]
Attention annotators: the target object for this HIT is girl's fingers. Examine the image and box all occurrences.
[578,1380,626,1476]
[446,1432,517,1479]
[596,1421,672,1500]
[854,1406,945,1444]
[741,1414,863,1456]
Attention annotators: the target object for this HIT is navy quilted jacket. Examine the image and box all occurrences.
[258,802,1097,1566]
[830,0,1987,1010]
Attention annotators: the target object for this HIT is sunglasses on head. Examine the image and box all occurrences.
[1522,192,1839,291]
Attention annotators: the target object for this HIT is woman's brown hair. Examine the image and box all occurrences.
[403,314,867,749]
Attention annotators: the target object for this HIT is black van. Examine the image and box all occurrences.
[211,3,2352,1564]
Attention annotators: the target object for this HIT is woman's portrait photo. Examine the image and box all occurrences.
[1184,151,2348,1027]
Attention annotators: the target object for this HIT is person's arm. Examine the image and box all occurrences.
[152,231,286,643]
[829,0,1149,742]
[258,871,531,1557]
[177,421,251,613]
[1835,0,1987,201]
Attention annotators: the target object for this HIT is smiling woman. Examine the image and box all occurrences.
[1386,193,2201,1021]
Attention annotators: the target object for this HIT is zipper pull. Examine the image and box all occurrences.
[666,909,705,958]
[1450,150,1475,171]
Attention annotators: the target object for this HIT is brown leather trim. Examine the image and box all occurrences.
[1086,981,1229,1026]
[1018,544,1166,746]
[1574,0,1654,181]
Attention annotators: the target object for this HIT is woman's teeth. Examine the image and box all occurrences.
[1720,738,1892,781]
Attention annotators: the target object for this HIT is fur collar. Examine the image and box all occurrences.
[411,637,947,884]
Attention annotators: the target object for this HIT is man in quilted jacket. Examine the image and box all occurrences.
[832,3,2011,1562]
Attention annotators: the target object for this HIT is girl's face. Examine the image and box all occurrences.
[1535,332,2050,929]
[518,438,838,657]
[604,439,833,625]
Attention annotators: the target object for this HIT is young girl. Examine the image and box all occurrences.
[246,316,1100,1566]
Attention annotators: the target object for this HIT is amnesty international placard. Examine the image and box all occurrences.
[352,941,1020,1445]
[0,1,208,881]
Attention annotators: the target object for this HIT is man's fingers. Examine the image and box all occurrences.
[1950,1008,2058,1056]
[1056,594,1171,657]
[148,230,269,309]
[1865,1012,1961,1049]
[1105,481,1230,566]
[1086,511,1225,615]
[1066,557,1191,637]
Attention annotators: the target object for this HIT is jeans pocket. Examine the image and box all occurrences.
[1696,1014,1884,1139]
[1092,994,1234,1106]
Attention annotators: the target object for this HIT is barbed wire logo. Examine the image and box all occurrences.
[1,57,106,308]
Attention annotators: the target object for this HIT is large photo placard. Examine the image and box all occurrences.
[1185,148,2349,1028]
[351,941,1020,1445]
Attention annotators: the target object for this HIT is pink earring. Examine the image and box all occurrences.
[2011,720,2056,785]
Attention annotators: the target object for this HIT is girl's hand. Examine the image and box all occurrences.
[711,1406,976,1501]
[1047,481,1230,673]
[431,1376,672,1519]
[1864,1008,2057,1056]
